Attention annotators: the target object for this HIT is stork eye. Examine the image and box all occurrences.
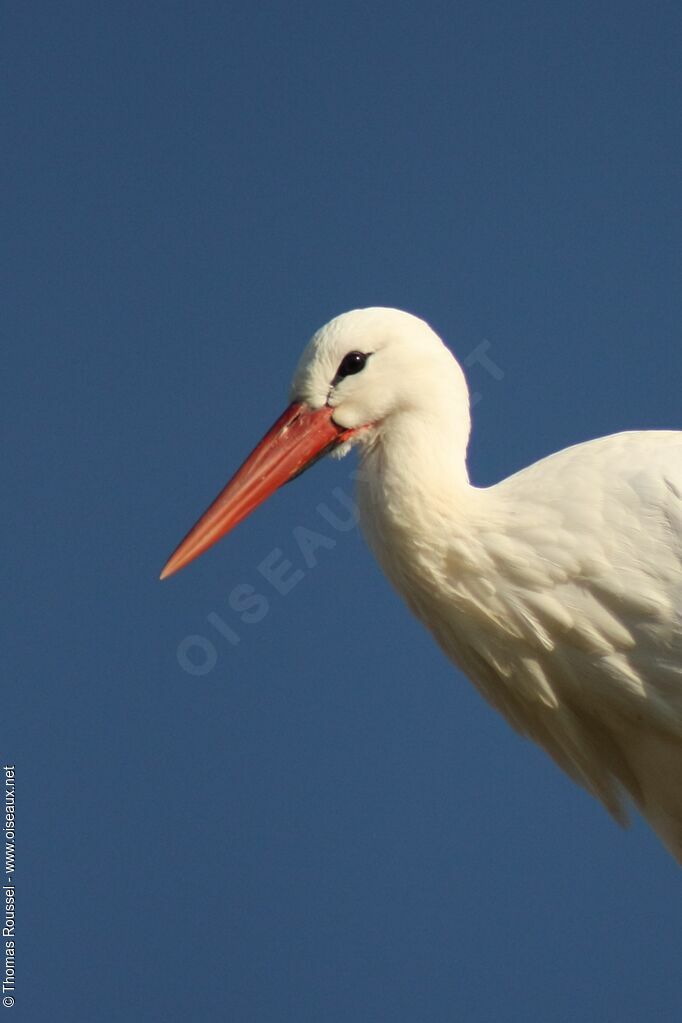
[336,351,368,378]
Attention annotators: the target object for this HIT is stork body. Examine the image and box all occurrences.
[163,308,682,861]
[358,426,682,859]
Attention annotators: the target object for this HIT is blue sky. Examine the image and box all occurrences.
[4,3,682,1020]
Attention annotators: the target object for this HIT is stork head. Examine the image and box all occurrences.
[161,307,469,579]
[291,307,466,441]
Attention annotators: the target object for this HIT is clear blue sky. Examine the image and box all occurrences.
[4,3,681,1020]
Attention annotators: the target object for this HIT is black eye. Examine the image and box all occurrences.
[336,351,369,379]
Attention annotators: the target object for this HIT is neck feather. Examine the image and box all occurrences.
[354,403,475,569]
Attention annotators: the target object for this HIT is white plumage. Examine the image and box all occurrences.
[164,307,682,862]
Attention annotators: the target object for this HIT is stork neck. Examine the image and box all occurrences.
[356,404,473,541]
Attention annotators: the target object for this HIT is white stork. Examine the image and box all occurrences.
[162,308,682,862]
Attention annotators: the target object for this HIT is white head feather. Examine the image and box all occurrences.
[290,308,471,461]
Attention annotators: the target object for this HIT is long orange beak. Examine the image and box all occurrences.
[160,402,350,580]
